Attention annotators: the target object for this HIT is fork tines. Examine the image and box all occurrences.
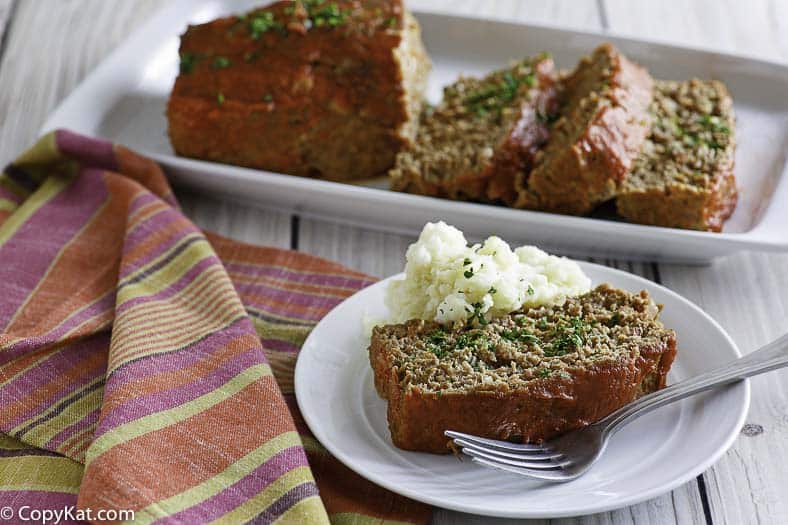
[445,430,573,481]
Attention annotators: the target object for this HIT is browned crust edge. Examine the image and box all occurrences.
[515,44,654,215]
[167,0,421,182]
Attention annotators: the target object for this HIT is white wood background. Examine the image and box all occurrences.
[0,1,786,524]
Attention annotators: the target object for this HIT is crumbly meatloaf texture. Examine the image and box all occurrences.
[167,0,430,182]
[514,44,654,215]
[616,79,737,231]
[389,55,559,202]
[369,284,676,454]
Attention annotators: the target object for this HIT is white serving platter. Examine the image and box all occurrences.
[295,264,750,519]
[42,0,788,263]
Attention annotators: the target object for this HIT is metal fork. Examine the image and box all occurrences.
[446,332,788,482]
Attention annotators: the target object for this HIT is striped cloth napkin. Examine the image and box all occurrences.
[0,130,430,524]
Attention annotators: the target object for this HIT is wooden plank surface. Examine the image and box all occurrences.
[0,1,785,524]
[0,0,161,165]
[178,188,292,249]
[0,0,14,52]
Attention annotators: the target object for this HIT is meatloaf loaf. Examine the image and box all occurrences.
[389,54,559,202]
[167,0,430,181]
[616,79,737,231]
[369,284,676,454]
[514,44,654,215]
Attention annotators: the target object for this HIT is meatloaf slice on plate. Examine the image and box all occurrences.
[617,79,737,231]
[389,54,559,202]
[515,44,654,215]
[369,284,676,454]
[167,0,430,181]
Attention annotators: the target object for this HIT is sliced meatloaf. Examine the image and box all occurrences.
[369,284,676,454]
[616,79,737,231]
[167,0,430,181]
[514,44,654,215]
[389,54,559,202]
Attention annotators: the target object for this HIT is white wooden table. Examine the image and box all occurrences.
[1,1,786,523]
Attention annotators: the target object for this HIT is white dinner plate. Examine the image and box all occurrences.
[40,0,788,263]
[294,262,750,519]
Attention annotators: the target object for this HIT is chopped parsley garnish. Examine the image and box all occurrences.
[453,333,469,349]
[426,328,448,359]
[216,91,225,105]
[424,329,449,357]
[454,330,487,350]
[263,93,274,102]
[665,112,730,151]
[468,302,488,326]
[545,316,588,356]
[538,369,551,378]
[248,11,282,39]
[310,2,349,27]
[607,312,621,327]
[488,286,497,295]
[537,318,549,330]
[463,258,472,266]
[501,328,541,345]
[700,114,730,134]
[179,52,197,74]
[527,284,535,296]
[386,16,398,28]
[426,344,445,358]
[464,269,474,279]
[427,329,447,345]
[465,67,534,117]
[423,328,493,358]
[212,56,231,69]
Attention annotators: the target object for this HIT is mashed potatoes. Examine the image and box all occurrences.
[386,222,591,326]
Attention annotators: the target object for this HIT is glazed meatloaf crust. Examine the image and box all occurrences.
[389,55,559,202]
[167,0,430,181]
[369,284,676,454]
[515,44,654,215]
[617,79,737,231]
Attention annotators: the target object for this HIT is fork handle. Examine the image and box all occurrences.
[599,332,788,435]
